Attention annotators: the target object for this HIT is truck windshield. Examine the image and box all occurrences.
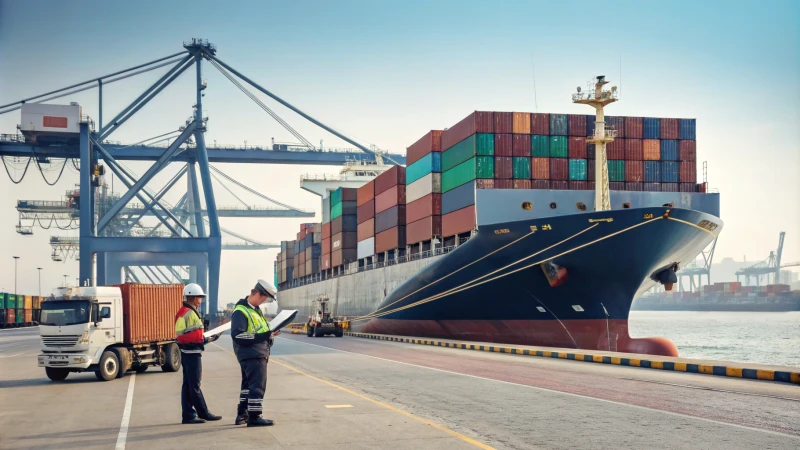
[40,301,91,326]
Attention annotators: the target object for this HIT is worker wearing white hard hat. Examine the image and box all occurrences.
[230,279,279,427]
[174,283,222,424]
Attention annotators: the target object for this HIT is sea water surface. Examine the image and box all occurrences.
[628,311,800,368]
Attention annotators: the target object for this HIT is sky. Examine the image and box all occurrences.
[0,0,798,303]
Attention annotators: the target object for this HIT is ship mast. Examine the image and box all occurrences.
[573,76,618,211]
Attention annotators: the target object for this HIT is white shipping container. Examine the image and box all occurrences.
[406,173,442,204]
[20,103,82,134]
[357,237,375,259]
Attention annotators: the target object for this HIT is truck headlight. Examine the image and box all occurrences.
[79,331,90,344]
[73,356,87,363]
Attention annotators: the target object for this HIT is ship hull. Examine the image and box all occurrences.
[279,206,721,356]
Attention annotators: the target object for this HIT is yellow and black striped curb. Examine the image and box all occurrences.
[344,332,800,386]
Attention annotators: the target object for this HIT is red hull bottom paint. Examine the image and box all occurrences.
[358,318,679,357]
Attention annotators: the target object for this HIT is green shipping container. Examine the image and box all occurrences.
[331,202,342,219]
[512,157,531,179]
[531,135,550,157]
[608,160,626,182]
[569,159,588,181]
[0,293,5,309]
[16,309,23,324]
[331,188,342,206]
[442,134,494,171]
[550,136,568,158]
[6,294,16,309]
[442,157,494,192]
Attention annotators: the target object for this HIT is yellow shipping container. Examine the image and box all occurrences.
[512,112,531,134]
[23,295,33,309]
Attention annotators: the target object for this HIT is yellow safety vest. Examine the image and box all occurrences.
[234,304,270,334]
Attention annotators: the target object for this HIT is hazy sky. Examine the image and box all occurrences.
[0,0,798,301]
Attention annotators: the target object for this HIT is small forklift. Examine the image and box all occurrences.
[306,295,343,338]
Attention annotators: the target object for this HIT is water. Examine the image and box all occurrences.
[628,311,800,368]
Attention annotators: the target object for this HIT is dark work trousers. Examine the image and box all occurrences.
[181,352,210,420]
[237,357,268,419]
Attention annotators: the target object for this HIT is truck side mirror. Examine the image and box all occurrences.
[91,307,99,324]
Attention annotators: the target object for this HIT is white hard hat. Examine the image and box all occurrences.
[255,279,277,299]
[184,283,206,297]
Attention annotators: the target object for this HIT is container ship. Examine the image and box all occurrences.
[633,282,800,311]
[274,77,722,357]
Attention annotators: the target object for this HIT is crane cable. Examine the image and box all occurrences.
[209,164,306,211]
[30,147,70,186]
[209,169,251,209]
[1,156,33,184]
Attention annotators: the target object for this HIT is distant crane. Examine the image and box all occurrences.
[735,231,791,286]
[677,238,718,292]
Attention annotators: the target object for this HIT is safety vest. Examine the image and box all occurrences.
[234,304,270,334]
[175,304,204,345]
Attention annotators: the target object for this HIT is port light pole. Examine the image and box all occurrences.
[13,256,20,297]
[37,267,43,296]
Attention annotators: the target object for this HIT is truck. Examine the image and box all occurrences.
[306,295,343,337]
[38,284,185,382]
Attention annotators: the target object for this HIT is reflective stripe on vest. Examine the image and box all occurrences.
[234,304,270,335]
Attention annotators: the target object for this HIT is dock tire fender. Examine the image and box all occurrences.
[161,343,181,373]
[95,350,120,381]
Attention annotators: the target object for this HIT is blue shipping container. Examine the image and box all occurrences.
[442,181,476,215]
[406,152,442,185]
[585,115,596,137]
[643,118,661,139]
[644,161,661,182]
[679,119,696,140]
[311,243,322,258]
[660,140,678,161]
[550,114,569,136]
[661,161,679,183]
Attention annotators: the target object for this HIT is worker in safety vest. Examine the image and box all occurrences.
[175,283,222,424]
[231,279,280,427]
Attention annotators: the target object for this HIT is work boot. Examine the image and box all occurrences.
[182,417,206,424]
[201,413,222,421]
[247,416,274,427]
[235,414,248,425]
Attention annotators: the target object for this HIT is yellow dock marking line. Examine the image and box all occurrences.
[211,342,494,450]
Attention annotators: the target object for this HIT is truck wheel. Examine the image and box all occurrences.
[306,325,313,337]
[335,329,343,337]
[95,351,120,381]
[45,367,69,381]
[161,343,181,372]
[113,348,130,378]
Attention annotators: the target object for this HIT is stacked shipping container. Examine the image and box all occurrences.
[374,166,407,254]
[330,187,358,268]
[0,293,43,327]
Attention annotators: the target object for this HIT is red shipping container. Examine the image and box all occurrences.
[375,226,406,253]
[24,309,33,323]
[441,111,494,150]
[530,113,550,135]
[551,180,569,190]
[532,180,550,189]
[661,183,679,192]
[624,117,643,138]
[644,182,661,192]
[442,205,475,237]
[494,133,512,156]
[321,254,331,270]
[494,156,513,179]
[643,140,660,160]
[512,134,531,156]
[609,181,626,190]
[3,308,15,325]
[357,180,375,207]
[679,162,697,183]
[626,182,643,191]
[625,160,644,182]
[406,216,442,244]
[679,140,696,161]
[568,137,587,159]
[494,112,513,133]
[569,181,591,190]
[375,165,406,196]
[375,185,406,213]
[331,248,357,267]
[476,179,495,189]
[679,183,697,192]
[513,179,531,189]
[321,237,331,256]
[568,114,586,137]
[607,138,625,160]
[550,158,569,180]
[532,157,550,180]
[698,182,707,193]
[357,199,375,224]
[406,194,442,223]
[660,118,679,139]
[322,222,331,240]
[117,283,183,345]
[406,130,443,165]
[625,139,643,160]
[494,179,513,189]
[357,218,374,242]
[332,231,357,250]
[512,112,531,134]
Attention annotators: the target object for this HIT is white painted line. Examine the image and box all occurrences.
[325,404,353,408]
[0,326,39,332]
[115,373,136,450]
[284,337,800,440]
[0,353,23,358]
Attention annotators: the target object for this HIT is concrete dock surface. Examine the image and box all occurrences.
[1,326,798,449]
